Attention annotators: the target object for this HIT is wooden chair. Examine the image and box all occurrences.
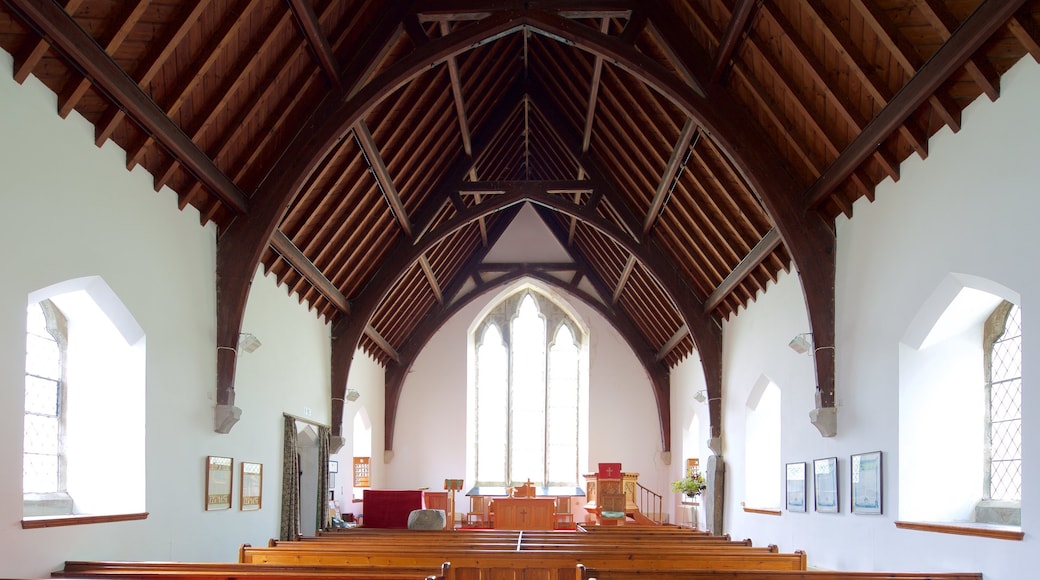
[554,496,575,529]
[463,496,490,528]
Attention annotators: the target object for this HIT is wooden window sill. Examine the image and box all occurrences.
[743,506,782,516]
[895,520,1023,541]
[22,512,148,529]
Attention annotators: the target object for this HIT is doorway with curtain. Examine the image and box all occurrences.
[280,414,330,539]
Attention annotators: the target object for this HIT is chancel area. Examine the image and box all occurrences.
[2,2,1040,580]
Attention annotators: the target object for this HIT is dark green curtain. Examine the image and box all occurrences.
[279,415,300,540]
[317,425,331,530]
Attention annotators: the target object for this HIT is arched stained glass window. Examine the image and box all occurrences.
[471,289,587,488]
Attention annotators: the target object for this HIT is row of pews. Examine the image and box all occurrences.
[54,525,981,580]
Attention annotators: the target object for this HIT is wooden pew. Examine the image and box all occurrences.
[54,561,450,580]
[576,564,983,580]
[238,546,808,575]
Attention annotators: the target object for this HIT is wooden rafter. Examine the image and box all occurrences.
[807,0,1028,208]
[704,229,781,313]
[642,118,698,236]
[844,0,961,134]
[365,324,401,363]
[269,231,350,314]
[798,1,929,159]
[612,255,636,304]
[355,119,413,237]
[709,0,757,85]
[156,5,296,193]
[93,0,211,147]
[5,0,249,214]
[12,0,86,84]
[919,0,1000,101]
[419,255,444,303]
[287,0,342,89]
[57,0,148,118]
[1009,8,1040,62]
[124,0,264,170]
[656,324,689,362]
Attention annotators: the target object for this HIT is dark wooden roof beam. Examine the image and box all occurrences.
[5,0,249,215]
[847,0,963,136]
[480,262,576,272]
[404,13,430,46]
[643,118,698,236]
[804,0,947,153]
[618,8,646,43]
[124,0,263,171]
[709,0,758,85]
[93,1,211,148]
[919,0,1000,101]
[355,119,413,237]
[365,324,401,363]
[154,5,294,194]
[459,180,593,195]
[581,18,611,153]
[656,324,689,362]
[57,0,148,118]
[419,255,445,303]
[807,0,1029,208]
[705,229,781,313]
[1009,8,1040,62]
[12,0,86,84]
[287,0,343,89]
[612,255,636,304]
[270,231,351,314]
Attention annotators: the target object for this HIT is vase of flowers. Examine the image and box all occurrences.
[671,471,707,500]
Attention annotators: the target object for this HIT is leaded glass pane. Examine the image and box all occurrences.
[547,325,579,484]
[510,296,546,484]
[986,303,1022,502]
[472,291,585,488]
[25,333,60,380]
[25,375,59,416]
[24,414,59,455]
[476,324,508,484]
[23,454,58,493]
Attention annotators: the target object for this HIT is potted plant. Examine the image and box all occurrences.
[671,471,707,501]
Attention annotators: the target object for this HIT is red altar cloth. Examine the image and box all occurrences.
[362,489,424,528]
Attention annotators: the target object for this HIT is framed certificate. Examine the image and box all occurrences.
[206,455,233,510]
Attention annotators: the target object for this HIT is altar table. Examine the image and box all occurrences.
[491,497,556,530]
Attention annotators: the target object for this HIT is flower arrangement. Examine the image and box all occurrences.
[671,471,707,497]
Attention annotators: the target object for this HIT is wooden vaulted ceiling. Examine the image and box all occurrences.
[3,1,1039,450]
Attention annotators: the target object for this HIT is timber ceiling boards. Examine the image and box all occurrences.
[3,0,1039,374]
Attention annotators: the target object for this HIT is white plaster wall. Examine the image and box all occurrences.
[387,282,671,521]
[698,57,1040,578]
[330,351,386,519]
[0,51,331,577]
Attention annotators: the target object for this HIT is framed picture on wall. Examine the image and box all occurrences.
[813,457,838,513]
[785,462,806,512]
[205,455,233,510]
[851,451,882,515]
[240,461,262,511]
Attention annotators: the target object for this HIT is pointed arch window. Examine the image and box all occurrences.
[471,290,587,488]
[984,301,1022,502]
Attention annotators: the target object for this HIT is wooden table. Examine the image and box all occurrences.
[491,497,555,530]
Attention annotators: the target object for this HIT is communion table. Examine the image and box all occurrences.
[491,497,556,530]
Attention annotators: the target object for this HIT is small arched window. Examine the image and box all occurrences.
[23,278,146,522]
[983,301,1022,502]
